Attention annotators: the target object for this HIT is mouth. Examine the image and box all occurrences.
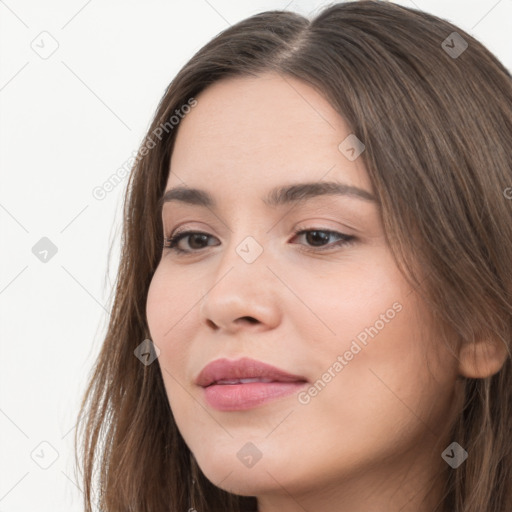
[213,377,275,384]
[195,357,308,411]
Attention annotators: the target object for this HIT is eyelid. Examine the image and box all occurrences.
[164,221,214,238]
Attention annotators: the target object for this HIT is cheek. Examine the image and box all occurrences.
[146,264,196,371]
[296,257,453,427]
[147,263,193,334]
[288,298,452,484]
[296,252,410,351]
[146,268,199,438]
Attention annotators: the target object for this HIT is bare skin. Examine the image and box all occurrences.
[146,72,508,512]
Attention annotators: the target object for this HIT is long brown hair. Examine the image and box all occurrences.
[74,1,512,510]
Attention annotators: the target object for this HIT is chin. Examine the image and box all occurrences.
[193,448,290,496]
[204,464,281,497]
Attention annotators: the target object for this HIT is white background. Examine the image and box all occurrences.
[1,0,511,510]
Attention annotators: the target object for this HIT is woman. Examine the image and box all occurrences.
[75,1,512,511]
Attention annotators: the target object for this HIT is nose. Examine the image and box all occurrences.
[199,237,282,334]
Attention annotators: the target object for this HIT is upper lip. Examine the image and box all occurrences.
[195,357,308,387]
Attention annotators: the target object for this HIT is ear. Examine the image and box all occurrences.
[457,337,510,379]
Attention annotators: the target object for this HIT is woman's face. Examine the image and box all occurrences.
[146,73,461,509]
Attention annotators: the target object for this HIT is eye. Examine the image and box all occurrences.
[163,230,219,254]
[162,228,356,255]
[291,228,356,252]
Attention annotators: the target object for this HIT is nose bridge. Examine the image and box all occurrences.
[210,231,269,299]
[215,206,271,275]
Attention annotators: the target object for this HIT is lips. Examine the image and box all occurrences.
[195,357,308,411]
[195,357,308,387]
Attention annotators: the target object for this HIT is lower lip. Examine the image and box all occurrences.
[202,381,307,411]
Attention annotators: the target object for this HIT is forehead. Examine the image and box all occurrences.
[166,72,372,197]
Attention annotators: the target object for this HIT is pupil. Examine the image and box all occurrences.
[307,231,329,246]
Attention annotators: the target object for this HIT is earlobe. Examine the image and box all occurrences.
[457,337,510,379]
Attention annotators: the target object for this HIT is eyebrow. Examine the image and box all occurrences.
[158,181,376,211]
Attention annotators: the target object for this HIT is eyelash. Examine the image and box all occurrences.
[162,228,356,255]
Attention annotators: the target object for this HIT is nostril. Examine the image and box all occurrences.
[205,319,218,329]
[239,316,259,324]
[205,316,260,330]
